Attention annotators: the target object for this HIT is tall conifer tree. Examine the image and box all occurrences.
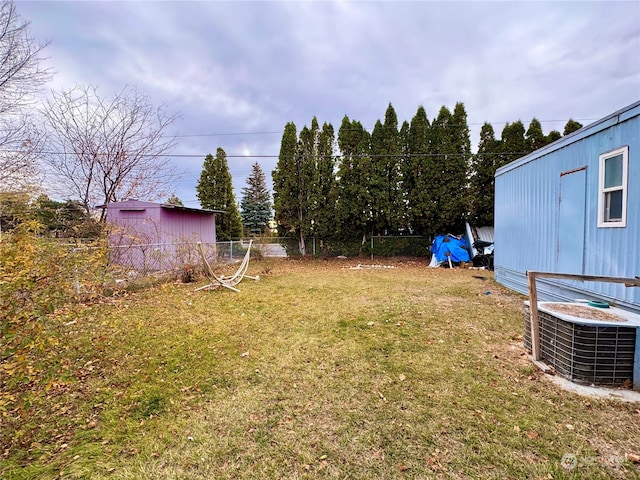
[498,121,527,169]
[370,119,389,235]
[398,120,411,232]
[404,106,433,235]
[428,106,452,237]
[240,162,272,235]
[314,121,336,242]
[450,102,472,227]
[428,104,469,236]
[563,119,583,136]
[196,148,243,240]
[381,104,403,233]
[525,118,546,153]
[297,121,317,249]
[272,122,300,245]
[469,123,501,226]
[546,130,562,144]
[336,116,372,243]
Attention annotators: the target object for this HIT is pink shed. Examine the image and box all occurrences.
[98,200,220,272]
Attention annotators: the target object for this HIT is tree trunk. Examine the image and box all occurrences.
[299,231,306,256]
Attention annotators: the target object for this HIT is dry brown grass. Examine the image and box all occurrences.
[2,258,639,479]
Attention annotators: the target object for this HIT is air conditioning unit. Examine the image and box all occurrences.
[524,302,638,388]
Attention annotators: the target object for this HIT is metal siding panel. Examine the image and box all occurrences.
[584,118,640,307]
[476,226,494,243]
[495,153,558,274]
[495,110,640,313]
[160,209,216,243]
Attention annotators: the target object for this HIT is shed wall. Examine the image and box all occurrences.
[158,209,216,244]
[105,201,217,272]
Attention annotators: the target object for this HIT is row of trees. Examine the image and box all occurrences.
[0,192,98,238]
[1,1,585,251]
[272,103,582,254]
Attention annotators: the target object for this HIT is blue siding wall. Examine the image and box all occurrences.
[495,102,640,312]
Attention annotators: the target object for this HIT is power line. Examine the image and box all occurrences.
[174,131,281,138]
[169,117,598,138]
[3,149,531,158]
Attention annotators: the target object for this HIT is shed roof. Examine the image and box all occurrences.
[96,199,223,214]
[495,100,640,177]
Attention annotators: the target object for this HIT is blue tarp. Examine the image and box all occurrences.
[430,235,470,263]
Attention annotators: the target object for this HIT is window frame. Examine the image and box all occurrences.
[597,146,628,228]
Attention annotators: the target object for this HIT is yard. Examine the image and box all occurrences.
[2,259,639,479]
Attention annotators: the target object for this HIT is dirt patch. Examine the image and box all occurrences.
[543,304,627,322]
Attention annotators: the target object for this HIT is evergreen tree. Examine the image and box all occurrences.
[297,119,319,246]
[525,118,546,153]
[196,148,243,240]
[427,106,451,237]
[314,121,337,242]
[240,162,272,235]
[498,121,527,168]
[404,106,433,235]
[563,119,583,136]
[426,104,470,236]
[335,116,372,243]
[398,120,411,232]
[34,195,89,236]
[273,122,308,252]
[469,123,501,226]
[379,103,403,233]
[166,193,183,206]
[450,102,472,223]
[546,130,562,143]
[287,117,338,251]
[369,119,389,235]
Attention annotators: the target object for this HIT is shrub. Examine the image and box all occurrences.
[0,222,107,415]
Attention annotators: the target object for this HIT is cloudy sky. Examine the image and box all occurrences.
[17,0,640,208]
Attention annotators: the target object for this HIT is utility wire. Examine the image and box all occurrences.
[174,131,281,138]
[1,149,532,158]
[170,117,598,138]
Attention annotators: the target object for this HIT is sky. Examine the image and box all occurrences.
[17,0,640,208]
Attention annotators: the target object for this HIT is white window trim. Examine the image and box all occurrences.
[597,146,628,228]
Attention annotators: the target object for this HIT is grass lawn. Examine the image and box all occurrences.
[2,259,639,479]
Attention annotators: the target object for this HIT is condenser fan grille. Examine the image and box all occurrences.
[524,306,635,387]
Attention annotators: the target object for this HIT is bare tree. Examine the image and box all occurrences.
[41,85,180,221]
[0,0,51,191]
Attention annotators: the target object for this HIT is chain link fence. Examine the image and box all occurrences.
[267,236,432,259]
[103,235,432,272]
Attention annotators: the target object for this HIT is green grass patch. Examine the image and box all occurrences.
[1,259,639,479]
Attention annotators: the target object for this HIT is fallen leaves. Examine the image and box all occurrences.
[625,453,640,464]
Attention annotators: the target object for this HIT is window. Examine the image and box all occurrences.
[597,146,628,228]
